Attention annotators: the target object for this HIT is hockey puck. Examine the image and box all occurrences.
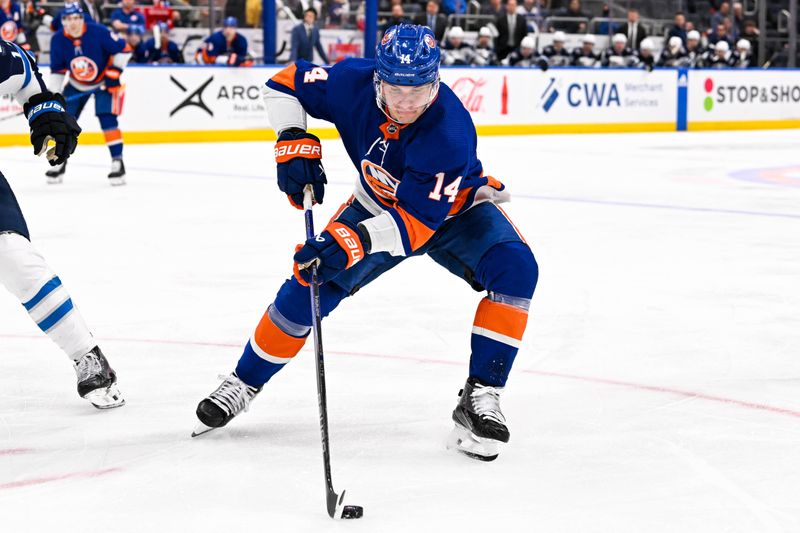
[341,505,364,519]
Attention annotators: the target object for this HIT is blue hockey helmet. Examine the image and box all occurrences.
[374,24,440,123]
[61,2,84,19]
[375,24,440,86]
[223,16,238,28]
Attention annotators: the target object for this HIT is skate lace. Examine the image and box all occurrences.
[470,385,506,425]
[209,374,257,416]
[75,353,101,382]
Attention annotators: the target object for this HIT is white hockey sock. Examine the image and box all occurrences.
[0,232,95,360]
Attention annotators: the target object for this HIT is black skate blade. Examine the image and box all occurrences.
[457,449,499,462]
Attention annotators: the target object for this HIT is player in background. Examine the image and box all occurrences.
[571,33,600,67]
[0,0,27,48]
[195,16,252,67]
[194,24,539,461]
[704,40,734,68]
[657,36,687,67]
[470,26,499,66]
[125,24,148,64]
[48,4,131,185]
[732,39,754,68]
[441,26,474,66]
[540,31,571,67]
[50,0,94,32]
[109,0,145,34]
[143,22,183,64]
[635,37,656,71]
[682,30,705,68]
[601,33,636,67]
[0,39,124,409]
[504,35,542,68]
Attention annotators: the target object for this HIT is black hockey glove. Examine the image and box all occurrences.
[23,91,81,166]
[274,128,326,209]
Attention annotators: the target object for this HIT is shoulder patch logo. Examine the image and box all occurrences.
[424,34,436,49]
[381,29,395,46]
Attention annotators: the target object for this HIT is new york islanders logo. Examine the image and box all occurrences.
[70,56,99,83]
[424,34,436,49]
[381,29,395,46]
[1,21,19,42]
[361,160,399,206]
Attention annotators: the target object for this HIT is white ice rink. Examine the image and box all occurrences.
[1,130,799,532]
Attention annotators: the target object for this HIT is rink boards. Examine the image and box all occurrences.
[1,66,800,145]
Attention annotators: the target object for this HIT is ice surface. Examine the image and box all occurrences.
[1,130,800,532]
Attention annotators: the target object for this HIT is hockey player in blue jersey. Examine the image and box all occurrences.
[48,4,132,185]
[0,39,124,409]
[194,24,539,461]
[0,0,26,47]
[195,16,251,67]
[143,22,183,64]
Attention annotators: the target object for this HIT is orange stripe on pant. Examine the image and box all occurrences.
[251,309,307,364]
[472,298,528,348]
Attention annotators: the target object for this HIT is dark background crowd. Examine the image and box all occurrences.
[0,0,796,67]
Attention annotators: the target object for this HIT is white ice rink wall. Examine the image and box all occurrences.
[2,66,800,145]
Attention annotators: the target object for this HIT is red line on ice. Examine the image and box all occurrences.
[3,333,800,419]
[0,448,34,456]
[0,467,122,490]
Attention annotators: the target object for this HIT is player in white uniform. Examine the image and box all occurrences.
[0,39,124,409]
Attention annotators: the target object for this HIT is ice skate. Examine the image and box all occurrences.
[108,158,126,186]
[45,161,66,184]
[193,373,261,437]
[74,346,124,409]
[447,377,509,461]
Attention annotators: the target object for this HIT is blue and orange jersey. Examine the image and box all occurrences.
[0,1,24,43]
[197,31,248,66]
[143,37,182,64]
[266,58,487,256]
[50,22,129,90]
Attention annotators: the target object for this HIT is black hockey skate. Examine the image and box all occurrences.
[45,161,66,184]
[108,158,126,186]
[74,346,124,409]
[447,377,509,461]
[193,373,262,437]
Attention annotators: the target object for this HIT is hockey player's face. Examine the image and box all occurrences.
[613,42,625,53]
[381,81,436,124]
[63,14,83,36]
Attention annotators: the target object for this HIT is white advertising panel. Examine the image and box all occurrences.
[687,69,800,123]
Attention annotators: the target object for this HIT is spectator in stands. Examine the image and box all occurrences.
[196,16,251,66]
[125,24,147,63]
[684,30,705,67]
[636,37,656,71]
[381,3,410,34]
[601,33,636,67]
[110,0,145,33]
[143,22,183,63]
[731,2,745,39]
[291,7,329,63]
[495,0,528,61]
[516,0,546,21]
[480,0,503,19]
[415,0,447,43]
[666,12,687,46]
[657,36,688,67]
[325,0,348,28]
[708,22,733,48]
[710,2,730,32]
[555,0,588,34]
[571,33,600,67]
[616,9,647,50]
[441,26,474,65]
[440,0,467,16]
[705,40,734,68]
[741,19,759,61]
[471,26,499,66]
[541,30,571,66]
[505,35,540,67]
[733,38,754,67]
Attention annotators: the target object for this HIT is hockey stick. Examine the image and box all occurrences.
[302,186,363,521]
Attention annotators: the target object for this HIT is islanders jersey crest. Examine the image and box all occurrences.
[361,160,400,206]
[1,21,19,42]
[70,56,99,83]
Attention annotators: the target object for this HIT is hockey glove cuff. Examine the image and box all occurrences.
[275,128,326,209]
[23,91,81,166]
[293,221,365,284]
[104,66,123,89]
